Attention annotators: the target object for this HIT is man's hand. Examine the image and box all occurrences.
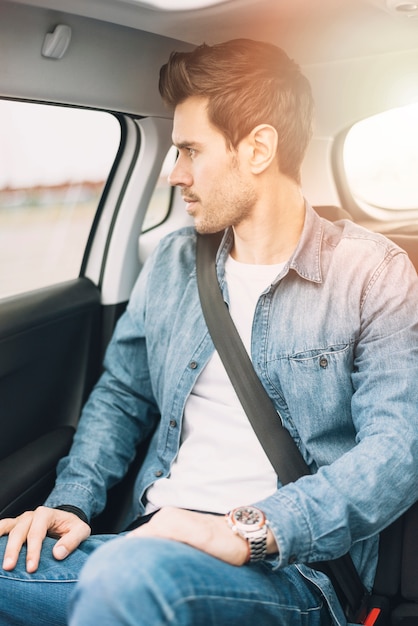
[128,507,278,566]
[0,506,91,574]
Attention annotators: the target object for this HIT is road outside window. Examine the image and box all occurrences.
[0,101,120,299]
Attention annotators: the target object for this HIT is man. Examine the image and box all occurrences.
[1,39,418,626]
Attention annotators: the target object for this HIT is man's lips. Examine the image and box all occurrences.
[182,196,200,213]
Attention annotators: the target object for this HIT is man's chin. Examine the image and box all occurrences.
[194,220,226,235]
[189,206,225,234]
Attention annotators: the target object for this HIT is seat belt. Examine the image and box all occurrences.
[196,231,371,624]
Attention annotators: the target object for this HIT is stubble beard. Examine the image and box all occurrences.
[193,169,257,235]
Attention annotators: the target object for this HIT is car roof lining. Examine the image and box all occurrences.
[4,0,418,64]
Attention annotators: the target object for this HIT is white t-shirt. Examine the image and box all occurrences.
[145,255,285,514]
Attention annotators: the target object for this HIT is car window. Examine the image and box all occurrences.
[0,101,121,299]
[343,102,418,214]
[141,146,177,232]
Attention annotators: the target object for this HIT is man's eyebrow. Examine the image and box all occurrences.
[172,140,202,150]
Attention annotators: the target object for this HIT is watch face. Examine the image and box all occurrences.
[233,506,265,528]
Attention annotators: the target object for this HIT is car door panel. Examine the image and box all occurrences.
[0,278,102,515]
[0,426,75,518]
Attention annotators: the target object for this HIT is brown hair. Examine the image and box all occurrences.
[159,39,314,183]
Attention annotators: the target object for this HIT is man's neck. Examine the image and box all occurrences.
[231,181,305,265]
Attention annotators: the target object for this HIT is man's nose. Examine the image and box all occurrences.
[168,155,192,187]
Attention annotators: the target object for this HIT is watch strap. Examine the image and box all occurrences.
[227,507,268,562]
[248,529,268,562]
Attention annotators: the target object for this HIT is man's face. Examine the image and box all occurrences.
[169,96,257,234]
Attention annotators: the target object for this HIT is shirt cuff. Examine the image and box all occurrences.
[54,504,89,525]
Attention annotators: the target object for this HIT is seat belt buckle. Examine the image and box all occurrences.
[362,607,381,626]
[358,595,391,625]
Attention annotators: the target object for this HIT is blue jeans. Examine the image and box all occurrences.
[0,534,333,626]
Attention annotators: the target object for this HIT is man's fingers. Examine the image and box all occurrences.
[1,511,34,571]
[1,506,91,574]
[53,543,70,560]
[0,517,18,537]
[52,521,91,561]
[25,508,52,573]
[27,506,91,566]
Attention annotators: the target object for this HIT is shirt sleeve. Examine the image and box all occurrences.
[44,252,160,520]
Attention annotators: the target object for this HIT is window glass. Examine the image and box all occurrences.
[142,146,177,232]
[343,102,418,212]
[0,101,120,299]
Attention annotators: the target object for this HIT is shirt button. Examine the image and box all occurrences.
[189,361,198,369]
[288,555,297,564]
[169,420,177,428]
[154,470,163,477]
[319,357,328,368]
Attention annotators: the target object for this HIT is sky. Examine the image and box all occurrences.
[343,101,418,210]
[0,100,121,189]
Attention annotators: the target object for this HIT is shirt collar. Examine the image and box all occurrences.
[216,200,324,285]
[288,201,323,284]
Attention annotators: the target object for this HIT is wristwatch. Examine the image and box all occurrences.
[226,505,268,562]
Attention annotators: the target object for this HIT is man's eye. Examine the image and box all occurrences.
[188,148,196,158]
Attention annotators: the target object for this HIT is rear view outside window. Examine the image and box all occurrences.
[0,101,120,299]
[142,146,177,232]
[343,102,418,213]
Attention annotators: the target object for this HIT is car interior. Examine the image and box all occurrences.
[0,0,418,623]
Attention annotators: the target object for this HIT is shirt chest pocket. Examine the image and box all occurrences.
[288,343,352,375]
[266,343,356,462]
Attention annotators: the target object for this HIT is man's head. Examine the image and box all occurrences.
[159,39,314,184]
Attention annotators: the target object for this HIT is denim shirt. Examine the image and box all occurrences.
[46,203,418,625]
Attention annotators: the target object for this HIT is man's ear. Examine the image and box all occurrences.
[245,124,279,174]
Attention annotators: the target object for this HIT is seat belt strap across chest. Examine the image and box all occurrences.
[195,231,370,624]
